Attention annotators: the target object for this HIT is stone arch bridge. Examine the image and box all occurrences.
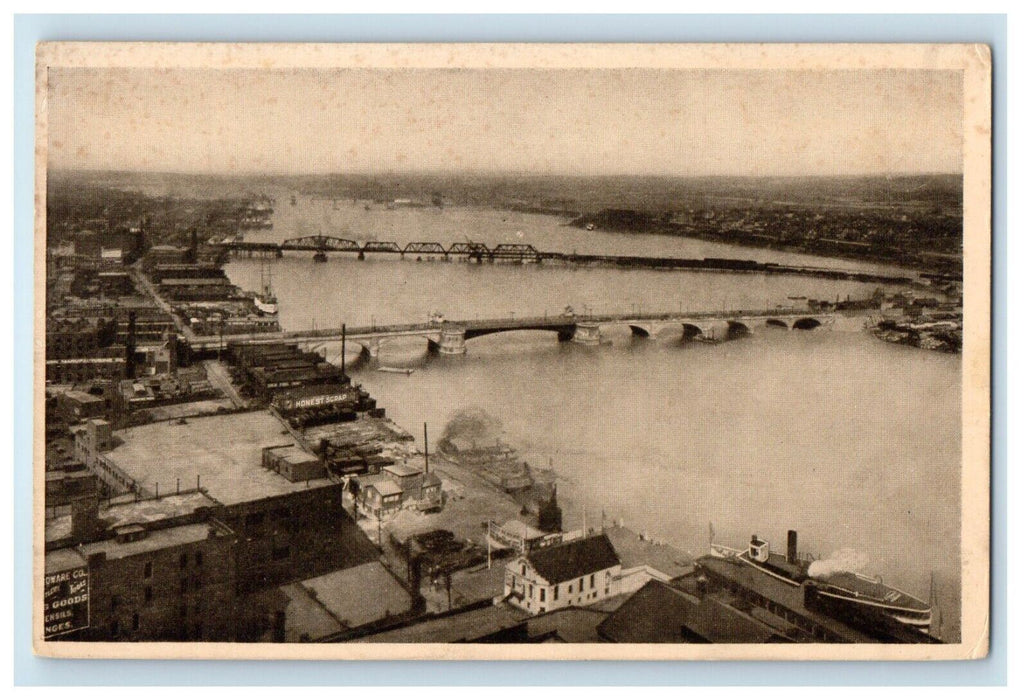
[188,309,837,359]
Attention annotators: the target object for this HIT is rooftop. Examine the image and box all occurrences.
[46,492,220,546]
[360,603,528,643]
[524,534,620,585]
[77,521,231,560]
[45,548,87,574]
[58,390,105,404]
[598,579,782,643]
[267,445,320,466]
[604,525,694,579]
[298,562,412,630]
[362,474,403,497]
[276,583,346,642]
[384,463,422,478]
[496,519,545,541]
[104,411,334,505]
[524,607,608,643]
[101,491,219,529]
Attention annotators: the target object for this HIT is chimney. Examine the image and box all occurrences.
[70,493,103,544]
[125,310,137,380]
[787,529,798,565]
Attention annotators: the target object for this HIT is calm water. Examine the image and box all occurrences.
[226,193,961,640]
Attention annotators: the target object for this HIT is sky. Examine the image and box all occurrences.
[47,67,963,177]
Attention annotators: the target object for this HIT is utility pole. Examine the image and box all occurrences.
[423,422,430,474]
[341,323,346,371]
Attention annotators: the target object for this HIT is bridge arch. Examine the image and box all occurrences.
[628,324,651,338]
[464,325,577,343]
[726,320,752,339]
[355,333,442,360]
[681,323,704,341]
[766,318,789,329]
[792,317,823,330]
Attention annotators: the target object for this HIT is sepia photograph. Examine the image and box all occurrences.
[33,42,992,661]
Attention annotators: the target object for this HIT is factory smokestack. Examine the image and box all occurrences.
[125,310,137,380]
[423,422,430,474]
[787,529,798,565]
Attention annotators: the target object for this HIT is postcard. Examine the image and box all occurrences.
[34,42,991,660]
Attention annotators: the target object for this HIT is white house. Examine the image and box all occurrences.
[503,534,622,614]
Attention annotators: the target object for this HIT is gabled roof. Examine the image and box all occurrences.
[524,534,620,584]
[597,579,783,644]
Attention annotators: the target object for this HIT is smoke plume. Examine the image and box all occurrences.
[439,407,503,445]
[806,548,870,579]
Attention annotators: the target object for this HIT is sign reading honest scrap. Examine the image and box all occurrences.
[44,566,89,639]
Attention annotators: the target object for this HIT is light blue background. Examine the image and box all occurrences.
[13,13,1007,686]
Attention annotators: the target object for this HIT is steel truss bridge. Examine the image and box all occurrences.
[211,236,917,285]
[218,236,545,262]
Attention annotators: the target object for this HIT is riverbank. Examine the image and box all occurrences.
[568,203,960,278]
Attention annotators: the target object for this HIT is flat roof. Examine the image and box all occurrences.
[299,562,412,630]
[497,519,545,540]
[267,445,320,466]
[45,548,87,574]
[46,516,73,544]
[384,463,422,478]
[77,521,229,560]
[101,491,219,529]
[46,492,220,546]
[104,411,335,506]
[58,390,105,403]
[604,526,694,579]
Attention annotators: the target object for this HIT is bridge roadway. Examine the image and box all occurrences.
[184,308,839,356]
[212,236,917,285]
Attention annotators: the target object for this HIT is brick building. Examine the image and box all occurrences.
[45,491,237,642]
[73,411,379,596]
[46,357,127,385]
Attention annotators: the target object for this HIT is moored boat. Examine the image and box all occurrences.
[709,529,932,631]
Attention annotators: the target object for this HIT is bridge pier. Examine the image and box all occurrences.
[361,339,381,360]
[572,323,603,345]
[435,327,467,355]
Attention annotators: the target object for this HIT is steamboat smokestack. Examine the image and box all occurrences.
[787,529,798,565]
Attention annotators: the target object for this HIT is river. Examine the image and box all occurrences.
[225,192,962,641]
